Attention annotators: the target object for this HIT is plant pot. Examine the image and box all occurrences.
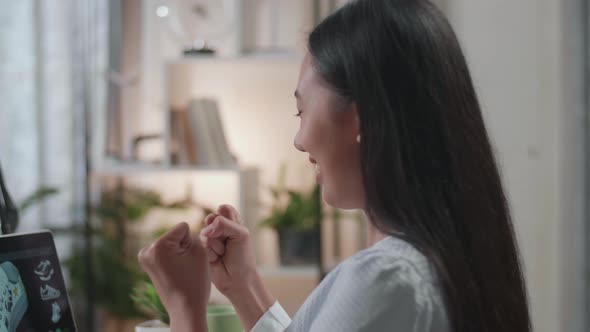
[135,305,243,332]
[99,309,148,332]
[135,320,170,332]
[278,228,320,266]
[207,304,243,332]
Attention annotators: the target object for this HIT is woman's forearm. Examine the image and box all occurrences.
[226,272,276,331]
[168,299,209,332]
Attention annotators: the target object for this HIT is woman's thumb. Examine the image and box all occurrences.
[163,222,192,248]
[217,204,242,224]
[200,215,245,240]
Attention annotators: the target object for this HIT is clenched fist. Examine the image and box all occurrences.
[199,204,257,295]
[199,205,277,331]
[138,222,210,332]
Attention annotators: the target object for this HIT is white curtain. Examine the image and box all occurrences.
[0,0,108,237]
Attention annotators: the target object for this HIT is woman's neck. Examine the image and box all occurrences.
[366,217,387,247]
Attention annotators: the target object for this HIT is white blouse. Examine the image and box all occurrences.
[250,236,450,332]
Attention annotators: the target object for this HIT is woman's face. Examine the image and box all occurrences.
[293,53,365,209]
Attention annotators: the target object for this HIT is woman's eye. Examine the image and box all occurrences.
[294,110,302,117]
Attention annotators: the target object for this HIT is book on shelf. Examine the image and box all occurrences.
[169,110,192,165]
[173,98,236,168]
[202,99,236,166]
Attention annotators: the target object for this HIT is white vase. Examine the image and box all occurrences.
[135,320,171,332]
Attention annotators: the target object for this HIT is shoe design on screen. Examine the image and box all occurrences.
[40,285,60,301]
[51,301,61,323]
[34,260,54,282]
[0,261,28,332]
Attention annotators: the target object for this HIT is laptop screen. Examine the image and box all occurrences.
[0,231,77,332]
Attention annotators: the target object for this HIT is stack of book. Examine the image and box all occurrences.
[170,98,236,168]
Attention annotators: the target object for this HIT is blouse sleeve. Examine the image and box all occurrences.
[249,301,292,332]
[307,254,448,332]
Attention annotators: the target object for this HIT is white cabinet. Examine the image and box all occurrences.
[91,165,259,241]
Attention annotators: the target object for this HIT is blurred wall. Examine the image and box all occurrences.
[446,0,586,331]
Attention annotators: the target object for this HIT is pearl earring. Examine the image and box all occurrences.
[356,134,361,143]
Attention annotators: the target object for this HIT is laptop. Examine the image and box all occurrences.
[0,231,77,332]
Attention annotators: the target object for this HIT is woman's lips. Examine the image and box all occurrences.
[310,156,321,183]
[314,164,322,183]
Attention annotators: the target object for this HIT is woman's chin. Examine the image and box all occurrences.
[321,185,360,210]
[319,184,336,207]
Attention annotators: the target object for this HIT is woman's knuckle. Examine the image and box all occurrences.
[138,247,154,266]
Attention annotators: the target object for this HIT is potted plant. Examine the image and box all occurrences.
[19,187,59,212]
[65,185,193,332]
[132,281,170,332]
[259,164,322,266]
[133,280,244,332]
[0,182,58,234]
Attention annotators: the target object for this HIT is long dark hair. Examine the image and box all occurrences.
[308,0,530,331]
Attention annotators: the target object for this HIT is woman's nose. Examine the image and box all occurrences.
[294,135,306,152]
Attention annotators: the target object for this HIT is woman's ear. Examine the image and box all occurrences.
[352,102,361,140]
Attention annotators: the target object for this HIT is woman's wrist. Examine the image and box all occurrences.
[226,272,276,331]
[168,298,208,332]
[170,317,208,332]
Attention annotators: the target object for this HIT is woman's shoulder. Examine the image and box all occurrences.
[300,236,450,331]
[337,235,442,299]
[349,236,431,270]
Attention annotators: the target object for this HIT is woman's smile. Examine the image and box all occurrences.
[309,156,322,183]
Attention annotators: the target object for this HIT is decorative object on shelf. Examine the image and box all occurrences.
[169,98,237,168]
[259,163,322,266]
[240,0,348,54]
[132,134,164,163]
[241,0,281,53]
[156,0,242,56]
[241,0,310,54]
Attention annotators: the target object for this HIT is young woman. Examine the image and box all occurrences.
[138,1,531,331]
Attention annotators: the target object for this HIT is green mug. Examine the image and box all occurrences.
[206,305,243,332]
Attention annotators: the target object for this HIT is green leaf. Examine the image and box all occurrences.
[270,187,281,200]
[18,187,59,212]
[277,162,287,190]
[261,184,322,231]
[132,281,169,324]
